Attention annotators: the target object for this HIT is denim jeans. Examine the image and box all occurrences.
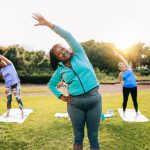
[67,90,102,148]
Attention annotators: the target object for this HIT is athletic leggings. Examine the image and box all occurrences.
[6,83,23,112]
[123,86,138,112]
[67,89,102,149]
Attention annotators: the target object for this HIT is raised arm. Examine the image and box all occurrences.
[114,51,130,67]
[0,55,12,64]
[32,13,85,55]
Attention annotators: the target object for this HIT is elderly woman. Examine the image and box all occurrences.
[33,13,102,150]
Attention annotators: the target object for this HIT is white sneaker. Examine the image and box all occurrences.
[134,112,140,121]
[4,112,10,118]
[123,111,126,118]
[136,112,139,116]
[21,110,24,119]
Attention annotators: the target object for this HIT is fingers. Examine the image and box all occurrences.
[66,96,72,103]
[32,14,38,20]
[32,12,47,26]
[32,12,42,22]
[61,95,72,103]
[34,23,40,26]
[32,12,41,19]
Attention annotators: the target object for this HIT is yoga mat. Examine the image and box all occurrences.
[55,113,68,118]
[0,108,33,123]
[118,108,149,122]
[104,113,114,118]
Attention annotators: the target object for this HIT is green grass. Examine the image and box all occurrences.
[0,89,149,150]
[0,85,50,94]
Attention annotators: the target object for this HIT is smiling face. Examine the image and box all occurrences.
[118,62,126,71]
[52,44,72,62]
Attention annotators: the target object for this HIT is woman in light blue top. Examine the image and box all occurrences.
[0,55,24,118]
[33,13,102,150]
[114,51,138,117]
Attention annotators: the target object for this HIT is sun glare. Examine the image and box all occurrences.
[115,41,131,52]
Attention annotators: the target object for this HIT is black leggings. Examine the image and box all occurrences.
[123,86,138,112]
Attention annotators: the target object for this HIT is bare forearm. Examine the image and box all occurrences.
[119,55,129,66]
[114,51,129,67]
[45,21,54,29]
[117,53,129,67]
[118,80,123,84]
[118,73,123,84]
[0,55,11,64]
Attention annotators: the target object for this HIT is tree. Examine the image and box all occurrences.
[126,43,145,68]
[81,40,120,73]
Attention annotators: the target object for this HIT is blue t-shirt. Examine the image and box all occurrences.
[0,63,20,88]
[122,68,137,88]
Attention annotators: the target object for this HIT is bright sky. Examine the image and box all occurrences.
[0,0,150,52]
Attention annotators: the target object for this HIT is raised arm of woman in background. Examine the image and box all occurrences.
[114,51,130,68]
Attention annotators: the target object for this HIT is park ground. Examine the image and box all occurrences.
[0,84,149,150]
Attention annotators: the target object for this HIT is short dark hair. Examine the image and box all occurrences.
[49,50,60,70]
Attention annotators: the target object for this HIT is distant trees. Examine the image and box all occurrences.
[81,40,120,73]
[0,45,52,83]
[0,41,149,83]
[123,43,150,76]
[82,40,150,71]
[140,44,150,69]
[126,43,145,68]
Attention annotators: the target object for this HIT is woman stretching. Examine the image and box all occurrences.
[32,13,102,150]
[115,51,138,117]
[0,55,24,118]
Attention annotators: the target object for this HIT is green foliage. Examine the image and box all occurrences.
[0,45,53,83]
[134,71,150,81]
[142,46,150,68]
[127,43,150,69]
[136,69,150,76]
[95,68,118,83]
[81,40,120,73]
[0,42,149,84]
[82,41,150,73]
[19,75,51,84]
[0,88,149,150]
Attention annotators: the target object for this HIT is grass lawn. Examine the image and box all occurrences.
[0,89,149,150]
[0,85,50,94]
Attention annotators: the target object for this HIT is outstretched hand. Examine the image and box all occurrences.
[32,12,48,26]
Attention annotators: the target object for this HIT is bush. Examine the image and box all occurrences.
[140,69,150,76]
[95,68,118,83]
[19,75,51,84]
